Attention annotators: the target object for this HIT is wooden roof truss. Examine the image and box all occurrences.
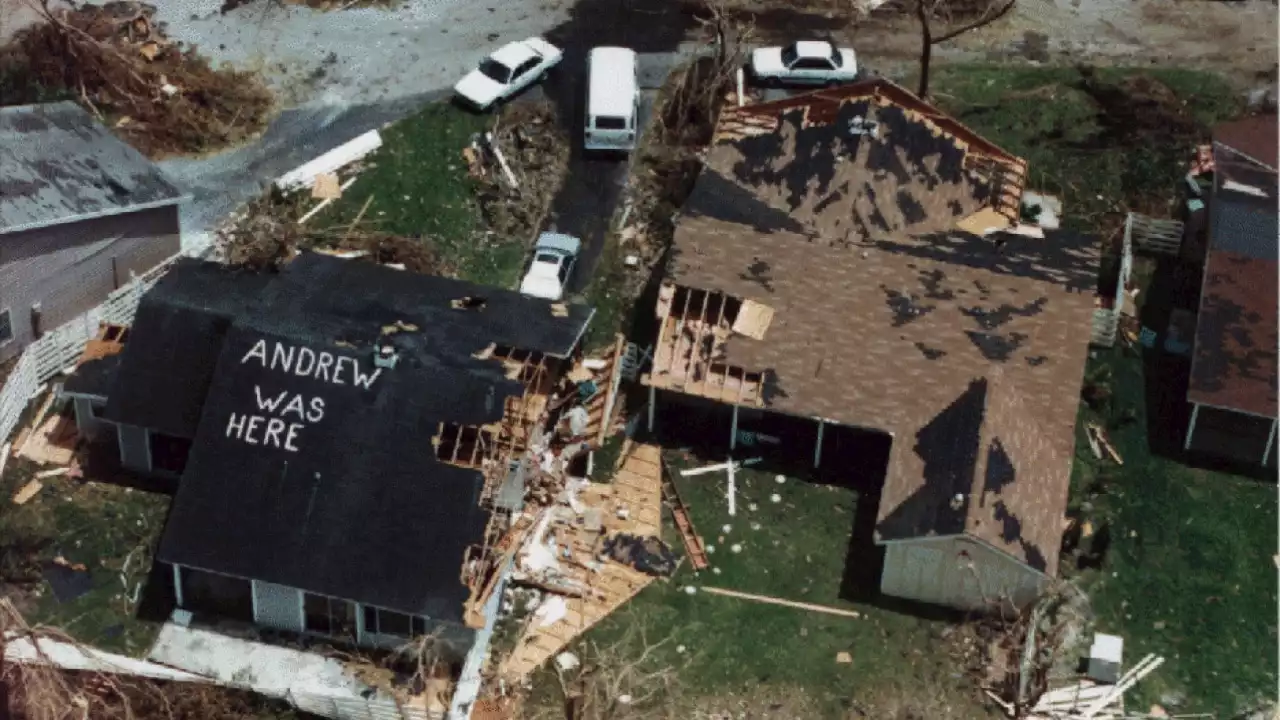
[645,282,765,406]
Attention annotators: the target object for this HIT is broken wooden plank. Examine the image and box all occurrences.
[700,586,862,619]
[310,172,342,200]
[12,480,43,506]
[1088,423,1123,465]
[34,467,69,480]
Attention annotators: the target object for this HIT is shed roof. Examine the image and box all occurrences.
[1187,147,1278,418]
[1213,114,1278,170]
[110,253,595,617]
[0,102,187,236]
[660,80,1098,575]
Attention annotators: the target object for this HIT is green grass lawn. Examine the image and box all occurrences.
[535,451,989,719]
[0,454,170,656]
[312,103,528,288]
[929,66,1275,715]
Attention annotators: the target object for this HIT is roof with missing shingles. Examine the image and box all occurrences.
[1187,146,1278,418]
[660,80,1099,576]
[0,102,187,235]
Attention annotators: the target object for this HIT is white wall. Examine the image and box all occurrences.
[879,536,1046,612]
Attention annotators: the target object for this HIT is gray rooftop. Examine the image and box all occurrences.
[0,102,188,235]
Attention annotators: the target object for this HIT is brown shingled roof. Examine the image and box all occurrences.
[1213,115,1278,170]
[1188,151,1278,418]
[650,82,1099,575]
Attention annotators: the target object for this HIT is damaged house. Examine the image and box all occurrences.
[0,101,188,362]
[641,79,1100,612]
[63,252,595,653]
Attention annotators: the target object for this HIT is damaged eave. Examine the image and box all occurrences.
[643,281,772,406]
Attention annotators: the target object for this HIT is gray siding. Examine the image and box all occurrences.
[117,423,153,474]
[880,535,1046,613]
[0,205,180,362]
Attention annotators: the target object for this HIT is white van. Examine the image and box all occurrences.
[585,47,639,153]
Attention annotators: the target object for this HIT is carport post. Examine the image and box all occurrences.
[647,385,656,433]
[730,405,739,451]
[1264,419,1277,466]
[172,565,184,608]
[814,420,825,469]
[1184,403,1200,451]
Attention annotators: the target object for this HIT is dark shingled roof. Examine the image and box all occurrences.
[1187,147,1279,418]
[0,102,188,235]
[662,80,1098,576]
[109,253,595,618]
[62,355,122,398]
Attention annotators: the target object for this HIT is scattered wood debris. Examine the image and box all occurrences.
[1086,424,1123,465]
[216,185,450,276]
[700,586,863,619]
[2,0,274,158]
[473,99,569,245]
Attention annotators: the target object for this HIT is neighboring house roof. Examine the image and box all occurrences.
[108,253,595,620]
[1212,114,1278,170]
[662,80,1098,576]
[1187,146,1279,418]
[0,102,188,236]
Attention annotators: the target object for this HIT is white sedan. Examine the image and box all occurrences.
[750,41,858,87]
[454,38,563,111]
[519,232,581,301]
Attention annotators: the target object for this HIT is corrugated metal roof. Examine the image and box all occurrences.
[0,102,187,235]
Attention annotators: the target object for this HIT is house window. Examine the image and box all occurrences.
[362,605,424,638]
[0,309,12,345]
[304,592,356,639]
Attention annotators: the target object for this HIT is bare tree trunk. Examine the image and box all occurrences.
[916,0,933,98]
[916,0,1018,99]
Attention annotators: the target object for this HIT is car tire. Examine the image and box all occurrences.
[767,77,781,88]
[825,79,841,88]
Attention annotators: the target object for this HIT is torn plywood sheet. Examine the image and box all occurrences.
[16,413,78,466]
[311,172,342,200]
[499,444,663,681]
[955,207,1013,236]
[732,300,775,340]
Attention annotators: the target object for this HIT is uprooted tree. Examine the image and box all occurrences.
[2,0,273,157]
[914,0,1017,98]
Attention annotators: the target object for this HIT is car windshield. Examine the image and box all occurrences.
[534,252,561,266]
[594,116,627,130]
[478,58,512,84]
[781,44,799,67]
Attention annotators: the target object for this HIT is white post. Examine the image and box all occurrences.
[735,68,745,107]
[1263,419,1277,466]
[647,385,656,433]
[1184,403,1200,451]
[172,565,184,608]
[814,420,825,469]
[726,458,737,517]
[729,405,739,451]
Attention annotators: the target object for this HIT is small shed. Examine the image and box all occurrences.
[0,101,188,361]
[1183,121,1278,466]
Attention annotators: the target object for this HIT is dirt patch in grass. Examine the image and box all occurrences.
[1,1,274,158]
[221,0,399,12]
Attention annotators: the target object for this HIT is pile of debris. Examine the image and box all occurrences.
[217,185,451,275]
[469,98,569,244]
[220,0,400,12]
[3,1,274,157]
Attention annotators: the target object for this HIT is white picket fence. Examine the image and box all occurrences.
[0,254,181,445]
